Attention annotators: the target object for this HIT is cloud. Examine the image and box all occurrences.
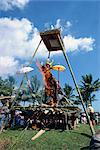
[55,19,61,29]
[0,17,95,77]
[55,19,72,32]
[63,35,95,52]
[0,17,34,58]
[0,56,19,76]
[0,17,48,77]
[0,0,30,11]
[66,21,72,28]
[0,18,48,59]
[44,19,72,33]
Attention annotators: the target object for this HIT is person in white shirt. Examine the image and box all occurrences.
[88,104,95,126]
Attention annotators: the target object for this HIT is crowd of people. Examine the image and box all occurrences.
[0,107,67,131]
[0,104,99,133]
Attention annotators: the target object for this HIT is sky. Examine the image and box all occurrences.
[0,0,99,111]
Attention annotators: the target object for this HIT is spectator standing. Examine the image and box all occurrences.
[95,112,99,125]
[81,112,87,124]
[87,104,95,126]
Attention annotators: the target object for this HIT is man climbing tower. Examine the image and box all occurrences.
[37,59,58,107]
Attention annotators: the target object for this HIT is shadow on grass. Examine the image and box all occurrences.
[80,133,91,138]
[68,131,91,150]
[80,146,90,150]
[70,131,92,139]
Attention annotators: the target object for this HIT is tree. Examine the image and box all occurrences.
[0,76,15,96]
[16,81,32,106]
[63,83,75,99]
[30,75,41,93]
[59,83,76,106]
[30,75,41,105]
[0,76,15,106]
[80,74,100,107]
[15,75,41,106]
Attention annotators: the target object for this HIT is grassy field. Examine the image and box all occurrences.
[0,124,99,150]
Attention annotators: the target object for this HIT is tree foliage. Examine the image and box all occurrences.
[0,76,15,96]
[0,73,99,108]
[30,75,41,93]
[80,74,100,107]
[63,83,75,99]
[17,75,41,105]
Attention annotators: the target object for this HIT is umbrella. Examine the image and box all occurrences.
[17,66,34,74]
[52,65,65,71]
[52,65,66,84]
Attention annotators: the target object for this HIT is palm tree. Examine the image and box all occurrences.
[0,76,15,96]
[30,75,41,105]
[30,75,41,93]
[16,75,41,106]
[16,83,31,106]
[63,83,75,99]
[80,74,100,107]
[59,83,75,105]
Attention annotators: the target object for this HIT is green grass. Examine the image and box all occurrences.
[0,124,99,150]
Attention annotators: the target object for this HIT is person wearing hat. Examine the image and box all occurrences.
[87,104,95,126]
[37,59,58,107]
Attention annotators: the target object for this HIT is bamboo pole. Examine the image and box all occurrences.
[28,39,42,66]
[57,34,95,135]
[10,39,42,109]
